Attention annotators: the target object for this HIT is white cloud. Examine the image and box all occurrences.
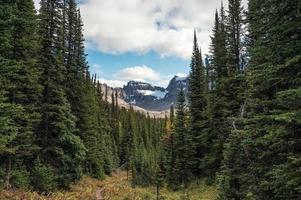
[98,78,127,88]
[92,63,101,68]
[100,65,178,88]
[114,65,161,82]
[80,0,247,59]
[33,0,248,59]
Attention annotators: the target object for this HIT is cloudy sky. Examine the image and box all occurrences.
[34,0,247,87]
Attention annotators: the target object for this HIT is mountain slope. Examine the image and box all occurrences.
[123,75,188,111]
[100,84,168,118]
[100,75,189,116]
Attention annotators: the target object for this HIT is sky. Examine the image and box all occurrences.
[34,0,247,88]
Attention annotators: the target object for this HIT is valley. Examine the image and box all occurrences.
[0,0,299,199]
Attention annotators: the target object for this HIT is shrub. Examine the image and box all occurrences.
[31,158,57,194]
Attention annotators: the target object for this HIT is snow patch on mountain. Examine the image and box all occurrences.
[175,74,188,81]
[137,90,167,99]
[130,99,137,104]
[111,74,189,111]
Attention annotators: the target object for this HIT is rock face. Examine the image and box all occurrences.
[164,75,189,106]
[123,75,188,111]
[123,81,167,111]
[101,75,189,115]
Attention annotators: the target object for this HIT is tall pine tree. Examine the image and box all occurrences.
[36,0,85,190]
[188,30,207,175]
[173,88,194,188]
[0,0,41,189]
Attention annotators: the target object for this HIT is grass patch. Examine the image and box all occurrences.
[0,171,218,200]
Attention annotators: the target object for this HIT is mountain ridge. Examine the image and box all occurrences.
[101,75,189,117]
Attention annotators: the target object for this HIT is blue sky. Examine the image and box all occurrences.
[34,0,247,87]
[87,49,190,87]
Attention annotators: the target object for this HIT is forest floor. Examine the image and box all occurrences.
[0,171,217,200]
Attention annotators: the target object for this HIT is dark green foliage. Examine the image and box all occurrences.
[160,1,300,199]
[173,88,194,188]
[200,3,230,180]
[37,0,86,189]
[79,77,105,179]
[10,165,31,189]
[226,0,244,73]
[0,0,165,194]
[0,0,299,198]
[116,106,166,187]
[31,158,58,193]
[64,0,87,126]
[0,0,41,189]
[161,107,176,187]
[218,0,301,199]
[188,31,207,174]
[120,107,135,173]
[224,0,246,117]
[191,0,248,193]
[0,86,25,188]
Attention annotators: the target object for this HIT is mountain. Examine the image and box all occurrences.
[164,75,189,104]
[123,75,188,111]
[100,83,168,118]
[101,75,189,116]
[123,81,166,110]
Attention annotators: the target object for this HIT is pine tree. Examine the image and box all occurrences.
[161,106,176,188]
[188,30,207,174]
[225,0,246,116]
[201,3,230,179]
[74,9,88,74]
[78,75,105,178]
[173,88,194,188]
[219,0,301,199]
[0,86,25,188]
[96,82,116,174]
[244,0,301,198]
[155,146,166,200]
[211,4,228,80]
[109,89,120,167]
[63,1,111,178]
[36,0,85,190]
[120,107,135,178]
[64,0,86,123]
[0,0,41,188]
[226,0,244,73]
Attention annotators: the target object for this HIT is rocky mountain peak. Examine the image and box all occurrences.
[101,75,189,113]
[125,80,165,91]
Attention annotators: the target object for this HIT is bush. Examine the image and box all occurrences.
[31,158,57,194]
[11,166,31,189]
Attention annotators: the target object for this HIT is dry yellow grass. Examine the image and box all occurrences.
[0,171,217,200]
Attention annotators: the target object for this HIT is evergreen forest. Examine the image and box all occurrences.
[0,0,300,199]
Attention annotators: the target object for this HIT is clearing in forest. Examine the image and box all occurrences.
[0,170,217,200]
